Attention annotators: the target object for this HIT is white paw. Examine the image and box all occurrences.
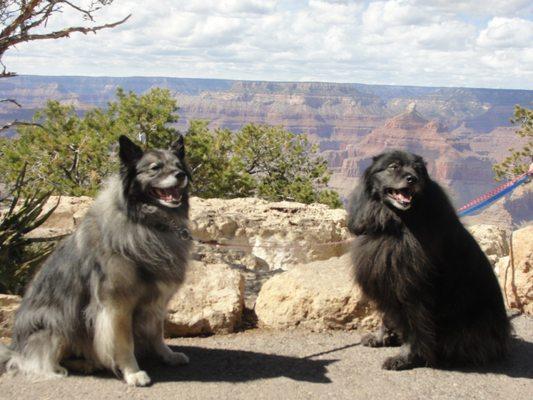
[124,370,151,387]
[162,351,189,366]
[50,366,68,378]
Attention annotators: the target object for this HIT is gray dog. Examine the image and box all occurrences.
[0,135,192,386]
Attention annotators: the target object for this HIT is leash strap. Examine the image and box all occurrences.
[457,172,530,217]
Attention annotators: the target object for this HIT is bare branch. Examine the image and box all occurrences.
[0,120,44,131]
[0,98,22,107]
[62,0,96,21]
[0,54,15,77]
[0,1,131,76]
[2,14,131,55]
[0,0,41,41]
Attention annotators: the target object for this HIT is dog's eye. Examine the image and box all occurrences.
[388,163,399,170]
[149,163,162,171]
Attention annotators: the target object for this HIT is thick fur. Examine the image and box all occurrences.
[347,150,511,370]
[0,136,192,386]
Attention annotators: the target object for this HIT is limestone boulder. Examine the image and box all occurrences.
[29,196,92,238]
[468,224,509,265]
[255,254,378,331]
[498,225,533,315]
[190,197,350,270]
[0,294,21,338]
[165,261,245,336]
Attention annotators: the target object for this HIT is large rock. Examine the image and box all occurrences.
[165,261,245,336]
[255,254,378,331]
[498,225,533,315]
[190,197,350,270]
[468,224,509,266]
[29,196,92,238]
[0,294,21,338]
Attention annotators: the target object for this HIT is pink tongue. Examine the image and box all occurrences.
[397,192,411,202]
[156,187,180,201]
[394,191,411,203]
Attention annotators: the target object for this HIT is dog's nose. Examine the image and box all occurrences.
[406,174,418,184]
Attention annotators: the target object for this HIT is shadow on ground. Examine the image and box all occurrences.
[84,335,532,385]
[451,337,533,379]
[139,345,337,384]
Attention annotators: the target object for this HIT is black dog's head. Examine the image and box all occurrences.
[364,150,429,212]
[118,135,191,216]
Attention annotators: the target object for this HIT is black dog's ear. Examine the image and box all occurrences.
[118,135,143,166]
[346,186,369,235]
[372,154,384,163]
[170,134,185,160]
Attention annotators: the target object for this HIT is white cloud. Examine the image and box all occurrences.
[181,0,279,15]
[363,0,434,33]
[3,0,533,89]
[412,0,532,17]
[477,17,533,49]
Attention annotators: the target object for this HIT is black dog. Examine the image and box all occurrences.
[347,150,510,370]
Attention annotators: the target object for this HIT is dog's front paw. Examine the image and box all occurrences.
[361,333,383,347]
[125,370,151,387]
[382,355,413,371]
[162,351,189,366]
[382,332,402,347]
[48,366,68,379]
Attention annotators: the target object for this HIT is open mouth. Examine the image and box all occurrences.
[149,185,183,207]
[385,187,413,210]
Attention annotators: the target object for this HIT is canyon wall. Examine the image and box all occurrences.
[1,76,531,225]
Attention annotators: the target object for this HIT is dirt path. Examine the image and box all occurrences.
[1,316,532,400]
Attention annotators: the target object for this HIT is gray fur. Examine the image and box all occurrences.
[0,135,192,385]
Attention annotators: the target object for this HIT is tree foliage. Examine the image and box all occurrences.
[0,88,179,195]
[493,105,533,181]
[186,121,341,206]
[1,88,342,207]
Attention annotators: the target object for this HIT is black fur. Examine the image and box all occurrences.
[347,150,511,370]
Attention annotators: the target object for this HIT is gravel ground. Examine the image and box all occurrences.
[1,316,532,400]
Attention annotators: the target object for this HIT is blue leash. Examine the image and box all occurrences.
[457,173,531,217]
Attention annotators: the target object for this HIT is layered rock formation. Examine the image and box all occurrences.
[1,75,531,225]
[329,106,496,206]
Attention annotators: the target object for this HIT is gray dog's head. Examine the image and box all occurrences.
[118,135,191,220]
[364,150,428,211]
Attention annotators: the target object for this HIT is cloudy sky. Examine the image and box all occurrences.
[5,0,533,89]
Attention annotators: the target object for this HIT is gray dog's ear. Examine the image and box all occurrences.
[170,134,185,159]
[119,135,143,166]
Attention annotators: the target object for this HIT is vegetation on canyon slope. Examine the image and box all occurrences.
[493,105,533,181]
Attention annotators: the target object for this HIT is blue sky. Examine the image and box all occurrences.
[5,0,533,89]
